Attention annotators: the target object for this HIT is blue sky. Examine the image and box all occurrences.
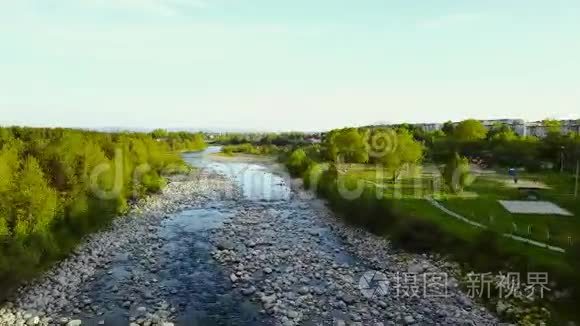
[0,0,579,131]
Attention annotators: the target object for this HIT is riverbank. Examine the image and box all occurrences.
[209,152,278,163]
[0,170,238,326]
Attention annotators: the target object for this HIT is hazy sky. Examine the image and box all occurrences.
[1,0,579,131]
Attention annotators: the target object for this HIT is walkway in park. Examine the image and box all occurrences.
[426,197,566,253]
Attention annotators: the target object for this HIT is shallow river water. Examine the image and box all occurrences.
[80,147,290,325]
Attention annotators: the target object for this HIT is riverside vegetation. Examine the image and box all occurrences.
[1,121,579,325]
[0,127,206,297]
[272,120,580,325]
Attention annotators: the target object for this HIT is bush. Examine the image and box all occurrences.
[142,172,166,194]
[286,149,310,177]
[442,153,474,193]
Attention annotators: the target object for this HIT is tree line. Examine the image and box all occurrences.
[214,132,317,146]
[0,127,206,295]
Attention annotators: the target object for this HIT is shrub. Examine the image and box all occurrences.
[286,149,310,177]
[442,153,474,193]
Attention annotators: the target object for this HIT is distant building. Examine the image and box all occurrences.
[561,119,580,135]
[367,118,579,138]
[474,119,526,136]
[414,123,443,132]
[522,121,545,138]
[519,120,580,138]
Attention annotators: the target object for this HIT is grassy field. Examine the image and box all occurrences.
[442,172,579,249]
[340,163,579,251]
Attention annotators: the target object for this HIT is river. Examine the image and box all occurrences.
[0,146,496,326]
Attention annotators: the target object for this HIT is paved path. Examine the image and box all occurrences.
[426,197,566,253]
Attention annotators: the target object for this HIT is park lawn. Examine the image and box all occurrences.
[440,174,580,249]
[341,163,579,250]
[393,198,481,241]
[394,197,569,265]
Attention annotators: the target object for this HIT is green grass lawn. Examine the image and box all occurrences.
[392,197,570,270]
[341,163,580,250]
[442,173,580,249]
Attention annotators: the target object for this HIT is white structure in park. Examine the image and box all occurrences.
[499,200,573,216]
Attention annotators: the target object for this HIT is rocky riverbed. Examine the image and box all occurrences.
[209,192,497,325]
[0,152,497,326]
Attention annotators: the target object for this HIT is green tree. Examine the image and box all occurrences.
[0,144,20,238]
[286,148,310,176]
[491,129,517,143]
[325,128,368,163]
[0,127,14,146]
[12,157,58,237]
[150,128,168,139]
[453,119,487,142]
[442,153,473,193]
[542,119,561,134]
[378,130,424,181]
[442,121,456,136]
[487,123,517,141]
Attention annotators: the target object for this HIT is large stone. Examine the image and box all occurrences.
[261,294,277,305]
[26,316,39,325]
[287,310,299,319]
[241,286,256,296]
[298,286,310,295]
[404,315,415,324]
[217,240,235,251]
[340,294,355,304]
[407,263,425,274]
